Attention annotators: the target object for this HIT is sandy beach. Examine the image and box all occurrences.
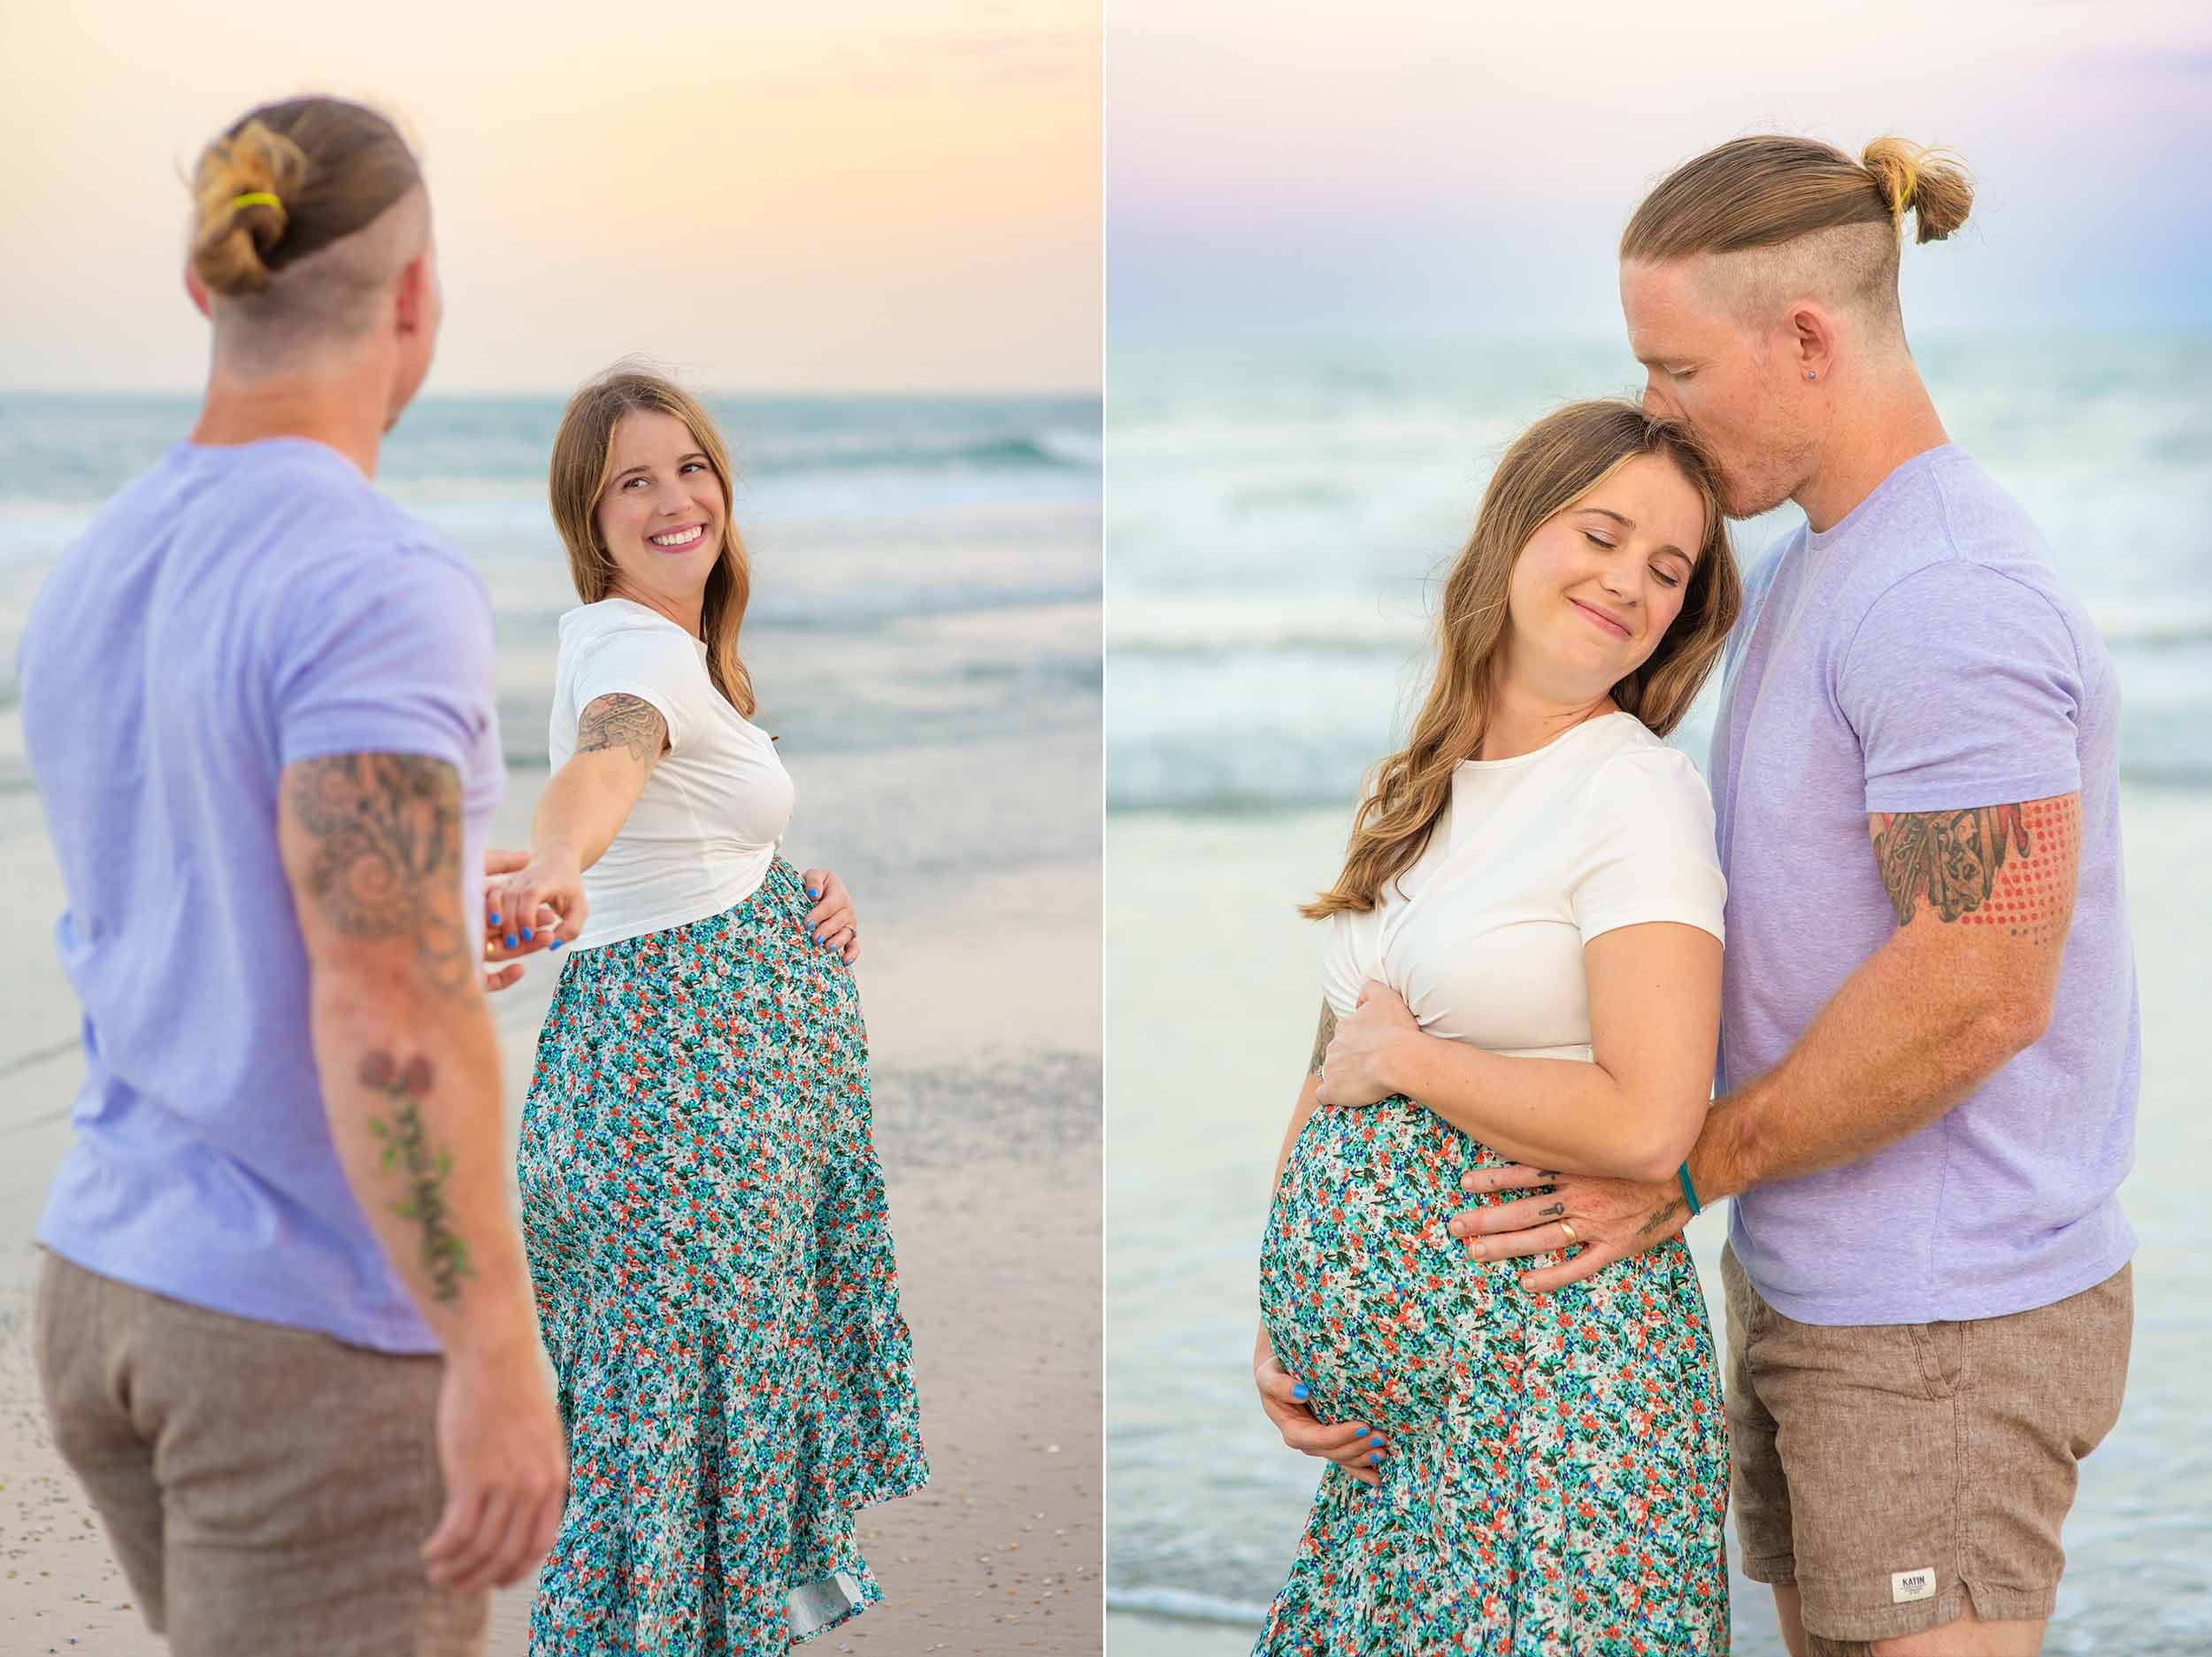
[0,686,1104,1653]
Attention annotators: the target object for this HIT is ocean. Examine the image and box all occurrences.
[1102,336,2212,1653]
[0,388,1102,1080]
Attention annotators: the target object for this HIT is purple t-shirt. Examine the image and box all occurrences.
[20,439,503,1353]
[1709,443,2138,1325]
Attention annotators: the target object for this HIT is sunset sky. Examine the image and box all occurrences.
[1108,0,2212,341]
[2,0,1099,393]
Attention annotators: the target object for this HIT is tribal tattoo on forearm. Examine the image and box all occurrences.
[576,693,668,763]
[286,754,471,992]
[1871,795,2078,943]
[360,1052,472,1302]
[1308,1001,1338,1076]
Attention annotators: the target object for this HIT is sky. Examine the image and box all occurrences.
[1108,0,2212,342]
[1,0,1099,394]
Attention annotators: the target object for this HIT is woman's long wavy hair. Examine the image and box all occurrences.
[549,366,757,717]
[1302,399,1740,920]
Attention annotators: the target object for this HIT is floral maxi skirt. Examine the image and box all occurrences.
[517,859,928,1654]
[1256,1100,1728,1656]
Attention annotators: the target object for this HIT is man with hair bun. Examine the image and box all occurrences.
[19,95,565,1654]
[1455,134,2138,1657]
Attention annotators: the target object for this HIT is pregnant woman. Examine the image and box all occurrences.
[1252,400,1742,1653]
[485,368,927,1653]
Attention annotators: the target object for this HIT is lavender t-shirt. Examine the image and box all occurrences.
[20,439,503,1354]
[1709,443,2137,1325]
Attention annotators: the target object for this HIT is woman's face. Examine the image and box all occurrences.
[595,409,726,610]
[1503,453,1705,697]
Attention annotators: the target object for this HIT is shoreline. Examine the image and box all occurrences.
[2,737,1103,1653]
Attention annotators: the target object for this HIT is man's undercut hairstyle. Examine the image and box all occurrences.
[188,96,427,353]
[1621,134,1973,332]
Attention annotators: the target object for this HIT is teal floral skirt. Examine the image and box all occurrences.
[1256,1100,1727,1656]
[517,859,927,1653]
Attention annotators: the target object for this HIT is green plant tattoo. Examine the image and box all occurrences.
[361,1051,472,1302]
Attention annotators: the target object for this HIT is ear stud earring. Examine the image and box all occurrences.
[1805,370,1817,380]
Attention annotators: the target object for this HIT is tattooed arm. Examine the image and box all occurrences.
[482,693,668,960]
[279,753,565,1588]
[1454,794,2082,1289]
[1687,794,2079,1201]
[1252,1001,1392,1489]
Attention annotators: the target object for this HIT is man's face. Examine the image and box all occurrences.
[1620,256,1811,519]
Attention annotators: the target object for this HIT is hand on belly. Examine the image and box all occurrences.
[1315,979,1422,1108]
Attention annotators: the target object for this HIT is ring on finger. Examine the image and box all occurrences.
[1558,1220,1578,1246]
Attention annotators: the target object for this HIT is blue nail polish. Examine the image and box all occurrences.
[1291,1383,1309,1400]
[1368,1453,1380,1464]
[521,928,533,942]
[504,935,517,948]
[549,939,565,949]
[489,912,501,925]
[807,887,820,899]
[1368,1434,1382,1446]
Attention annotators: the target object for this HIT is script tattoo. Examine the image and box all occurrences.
[1308,1001,1338,1077]
[1634,1196,1688,1245]
[287,755,469,992]
[1872,804,2032,926]
[360,1052,472,1302]
[577,693,668,763]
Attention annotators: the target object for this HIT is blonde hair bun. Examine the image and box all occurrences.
[1861,136,1973,244]
[190,119,311,297]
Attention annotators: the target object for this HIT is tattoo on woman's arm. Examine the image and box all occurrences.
[577,693,668,763]
[1308,1002,1338,1076]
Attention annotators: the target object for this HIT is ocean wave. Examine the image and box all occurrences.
[1106,1585,1271,1628]
[1103,593,2212,657]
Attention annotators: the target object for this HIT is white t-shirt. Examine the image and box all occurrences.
[1322,711,1724,1063]
[549,597,794,951]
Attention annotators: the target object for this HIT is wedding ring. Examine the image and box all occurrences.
[1558,1220,1578,1246]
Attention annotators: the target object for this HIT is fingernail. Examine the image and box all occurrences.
[1291,1383,1309,1400]
[550,939,565,949]
[1471,1243,1487,1258]
[504,935,518,949]
[1461,1173,1478,1190]
[1368,1453,1380,1464]
[807,887,820,899]
[521,928,533,942]
[489,912,502,925]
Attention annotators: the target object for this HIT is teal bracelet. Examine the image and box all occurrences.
[1677,1162,1703,1217]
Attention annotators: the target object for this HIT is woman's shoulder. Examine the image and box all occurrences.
[557,599,707,673]
[1582,717,1715,817]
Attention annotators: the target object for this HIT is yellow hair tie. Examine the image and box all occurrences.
[229,191,281,212]
[1890,162,1918,217]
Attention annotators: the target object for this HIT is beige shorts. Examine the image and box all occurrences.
[32,1250,487,1657]
[1720,1242,2131,1647]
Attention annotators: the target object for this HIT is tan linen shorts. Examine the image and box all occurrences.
[1720,1241,2131,1646]
[32,1249,487,1657]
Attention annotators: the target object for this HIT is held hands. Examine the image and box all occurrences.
[802,867,860,964]
[1447,1163,1692,1293]
[1314,979,1421,1107]
[1252,1331,1389,1490]
[480,848,589,992]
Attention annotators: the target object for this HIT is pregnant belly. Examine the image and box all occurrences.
[1258,1100,1528,1436]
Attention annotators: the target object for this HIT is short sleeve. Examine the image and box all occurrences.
[274,544,495,774]
[1570,748,1727,945]
[1839,562,2083,815]
[567,626,702,752]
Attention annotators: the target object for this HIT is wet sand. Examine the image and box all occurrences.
[0,738,1103,1654]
